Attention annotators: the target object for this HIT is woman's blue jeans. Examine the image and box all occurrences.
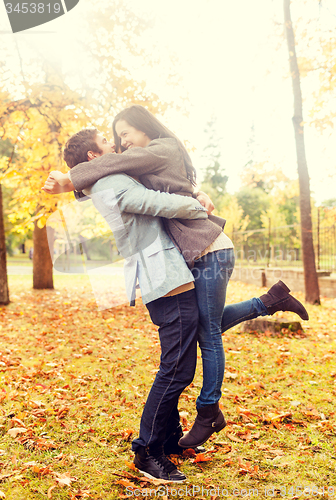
[192,248,268,409]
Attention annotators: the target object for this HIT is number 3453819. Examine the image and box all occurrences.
[5,3,62,14]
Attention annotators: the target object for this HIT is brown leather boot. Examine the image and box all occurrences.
[260,280,309,320]
[178,402,226,448]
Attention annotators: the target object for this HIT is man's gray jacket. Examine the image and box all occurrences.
[83,173,208,305]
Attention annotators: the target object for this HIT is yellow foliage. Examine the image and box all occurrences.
[218,196,250,237]
[0,80,90,233]
[37,216,47,229]
[0,5,172,236]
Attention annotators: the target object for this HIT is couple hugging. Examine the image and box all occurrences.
[43,105,308,483]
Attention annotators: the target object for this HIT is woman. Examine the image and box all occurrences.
[47,105,309,448]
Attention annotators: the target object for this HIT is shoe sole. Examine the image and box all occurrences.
[137,468,186,483]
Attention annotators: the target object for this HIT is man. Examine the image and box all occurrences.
[43,129,210,482]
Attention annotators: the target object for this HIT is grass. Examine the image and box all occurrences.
[7,255,33,267]
[0,276,335,499]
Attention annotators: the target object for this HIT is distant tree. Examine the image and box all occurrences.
[284,0,320,304]
[0,184,9,305]
[321,198,336,210]
[200,118,228,209]
[235,186,270,230]
[0,133,12,305]
[319,203,336,227]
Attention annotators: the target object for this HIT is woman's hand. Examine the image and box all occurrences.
[196,191,215,215]
[42,174,74,194]
[48,170,71,186]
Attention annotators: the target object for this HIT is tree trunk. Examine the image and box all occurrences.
[0,184,10,305]
[33,222,54,289]
[284,0,320,304]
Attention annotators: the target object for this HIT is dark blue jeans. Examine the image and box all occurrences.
[132,288,198,453]
[193,249,267,408]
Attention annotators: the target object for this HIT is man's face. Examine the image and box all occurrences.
[95,134,116,156]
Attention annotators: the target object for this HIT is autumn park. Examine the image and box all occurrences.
[1,0,336,498]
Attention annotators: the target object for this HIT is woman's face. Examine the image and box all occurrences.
[115,119,151,150]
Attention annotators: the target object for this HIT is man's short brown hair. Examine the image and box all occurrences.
[63,128,102,168]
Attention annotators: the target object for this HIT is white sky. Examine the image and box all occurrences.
[1,0,335,204]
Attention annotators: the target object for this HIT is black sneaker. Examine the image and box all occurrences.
[134,452,186,482]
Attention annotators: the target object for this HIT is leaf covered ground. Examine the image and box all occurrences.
[1,274,336,499]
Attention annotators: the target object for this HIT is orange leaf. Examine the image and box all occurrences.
[116,479,137,488]
[10,418,25,427]
[194,453,212,463]
[121,429,134,441]
[214,443,232,454]
[226,432,244,443]
[125,460,137,471]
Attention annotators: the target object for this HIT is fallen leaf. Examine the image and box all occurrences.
[7,427,27,438]
[22,461,39,468]
[29,400,44,408]
[125,460,137,471]
[225,371,238,379]
[53,472,77,487]
[47,485,57,499]
[194,453,213,463]
[90,436,106,447]
[121,429,134,441]
[10,418,25,428]
[226,432,244,443]
[214,443,232,453]
[116,479,137,488]
[57,406,70,419]
[182,448,196,457]
[236,429,252,441]
[263,412,292,423]
[301,407,320,420]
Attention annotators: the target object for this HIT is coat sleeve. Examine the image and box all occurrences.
[70,142,171,192]
[92,176,208,220]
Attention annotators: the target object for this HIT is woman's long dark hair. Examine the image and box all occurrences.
[112,105,197,186]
